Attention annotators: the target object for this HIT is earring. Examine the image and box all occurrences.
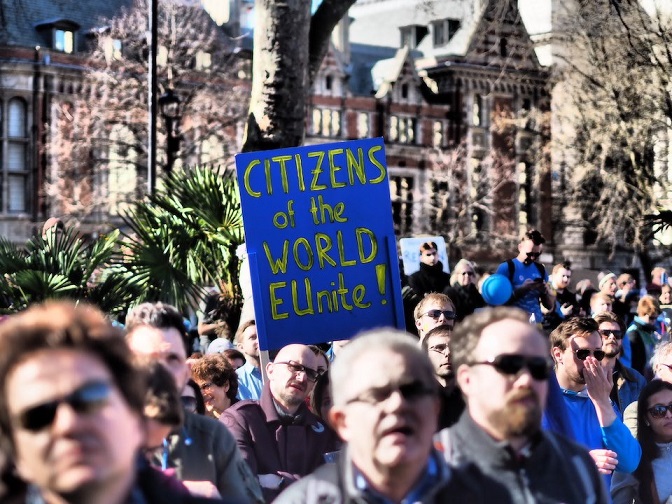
[645,421,651,427]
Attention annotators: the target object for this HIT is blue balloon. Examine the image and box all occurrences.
[481,274,513,306]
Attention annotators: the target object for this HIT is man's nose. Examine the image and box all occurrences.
[381,389,407,412]
[51,402,84,434]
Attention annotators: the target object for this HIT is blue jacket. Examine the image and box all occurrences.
[612,361,647,416]
[543,385,642,494]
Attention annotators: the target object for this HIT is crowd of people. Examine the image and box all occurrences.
[2,227,672,503]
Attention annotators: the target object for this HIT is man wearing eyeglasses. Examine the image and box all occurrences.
[594,311,646,417]
[413,292,457,341]
[221,343,340,501]
[495,229,555,325]
[421,325,464,429]
[275,329,481,503]
[0,301,224,504]
[545,317,641,489]
[439,307,607,503]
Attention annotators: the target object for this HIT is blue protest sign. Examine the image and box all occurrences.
[235,137,404,350]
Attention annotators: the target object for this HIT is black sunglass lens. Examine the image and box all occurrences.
[21,402,58,432]
[575,349,590,360]
[650,405,669,418]
[494,355,526,375]
[593,350,606,362]
[399,381,430,400]
[527,358,550,380]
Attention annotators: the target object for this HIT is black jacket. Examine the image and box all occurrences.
[408,262,451,297]
[439,413,608,504]
[274,445,484,504]
[443,283,485,322]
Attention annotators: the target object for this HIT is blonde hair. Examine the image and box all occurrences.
[637,295,660,318]
[450,259,476,286]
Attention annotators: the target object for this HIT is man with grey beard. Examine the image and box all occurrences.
[438,307,608,503]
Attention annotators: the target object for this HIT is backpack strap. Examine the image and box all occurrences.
[507,259,515,283]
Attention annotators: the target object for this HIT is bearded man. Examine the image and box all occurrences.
[438,308,608,503]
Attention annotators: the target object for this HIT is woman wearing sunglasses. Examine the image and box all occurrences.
[443,259,485,322]
[612,380,672,504]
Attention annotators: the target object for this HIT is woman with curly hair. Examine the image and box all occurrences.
[190,354,238,419]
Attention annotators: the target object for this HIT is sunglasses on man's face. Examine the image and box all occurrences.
[599,329,623,340]
[13,381,111,432]
[573,349,606,361]
[469,354,551,381]
[345,380,436,406]
[648,403,672,419]
[422,309,457,321]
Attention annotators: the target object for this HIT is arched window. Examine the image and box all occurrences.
[6,98,29,213]
[108,124,138,216]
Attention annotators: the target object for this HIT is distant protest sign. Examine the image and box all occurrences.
[235,137,404,350]
[399,236,450,276]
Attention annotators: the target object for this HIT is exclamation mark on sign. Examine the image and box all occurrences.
[376,264,387,305]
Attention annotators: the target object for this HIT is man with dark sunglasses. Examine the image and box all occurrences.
[438,307,607,503]
[221,343,340,501]
[545,317,641,490]
[0,301,227,504]
[594,311,646,416]
[413,292,457,342]
[495,228,555,325]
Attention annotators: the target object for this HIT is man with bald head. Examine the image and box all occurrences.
[221,343,341,501]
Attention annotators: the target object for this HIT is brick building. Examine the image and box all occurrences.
[1,0,561,270]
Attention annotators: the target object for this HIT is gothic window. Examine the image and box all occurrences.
[357,112,370,138]
[200,134,225,165]
[311,108,341,137]
[473,94,486,126]
[433,120,444,148]
[432,19,460,47]
[429,179,449,230]
[389,115,416,144]
[500,38,508,58]
[195,51,212,72]
[389,174,414,235]
[3,98,29,213]
[54,29,75,53]
[108,124,138,216]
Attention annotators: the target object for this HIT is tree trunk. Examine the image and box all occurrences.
[242,0,311,152]
[242,0,356,153]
